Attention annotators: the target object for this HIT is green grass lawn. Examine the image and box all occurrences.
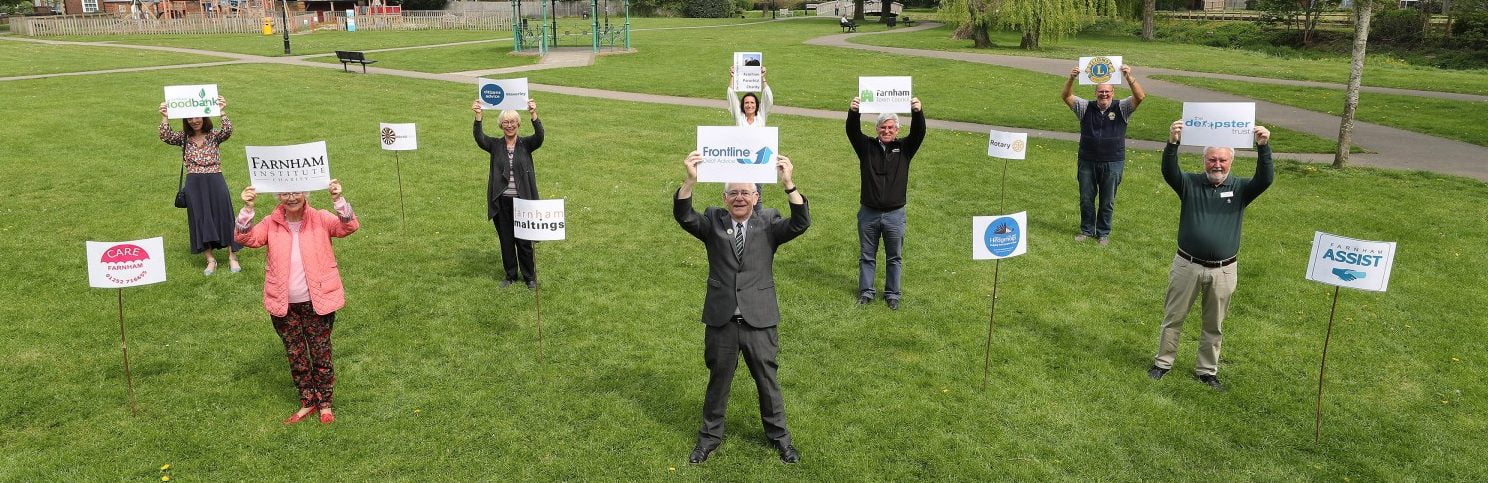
[849,24,1488,96]
[301,39,539,73]
[520,18,1345,153]
[2,61,1486,479]
[0,40,225,77]
[1156,74,1488,148]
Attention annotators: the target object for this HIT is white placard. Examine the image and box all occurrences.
[513,198,566,241]
[1305,231,1396,292]
[477,77,529,111]
[163,84,220,119]
[379,123,417,151]
[696,126,779,184]
[1077,56,1124,85]
[972,212,1028,260]
[987,130,1029,160]
[733,52,763,92]
[857,76,912,114]
[87,237,168,288]
[1180,102,1256,149]
[246,141,331,193]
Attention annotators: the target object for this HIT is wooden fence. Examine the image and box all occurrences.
[13,10,509,36]
[331,11,513,32]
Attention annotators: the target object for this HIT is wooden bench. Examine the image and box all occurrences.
[334,50,377,73]
[902,16,915,26]
[839,18,857,32]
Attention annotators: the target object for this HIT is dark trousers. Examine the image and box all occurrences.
[493,195,536,283]
[271,302,336,409]
[857,206,906,300]
[1076,159,1124,237]
[698,317,791,449]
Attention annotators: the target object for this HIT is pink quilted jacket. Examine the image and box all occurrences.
[235,201,360,317]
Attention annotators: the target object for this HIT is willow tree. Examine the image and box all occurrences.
[941,0,1117,49]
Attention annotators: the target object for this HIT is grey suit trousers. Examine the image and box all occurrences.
[699,316,790,449]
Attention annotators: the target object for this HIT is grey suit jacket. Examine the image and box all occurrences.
[674,191,810,328]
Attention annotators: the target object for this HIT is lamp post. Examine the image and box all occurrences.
[280,0,291,54]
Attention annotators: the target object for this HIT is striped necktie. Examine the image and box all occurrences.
[733,222,745,259]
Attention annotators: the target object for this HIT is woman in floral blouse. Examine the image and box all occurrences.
[159,95,242,275]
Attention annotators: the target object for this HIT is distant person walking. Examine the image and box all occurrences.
[1060,64,1146,245]
[235,180,360,424]
[158,95,242,275]
[1147,121,1273,392]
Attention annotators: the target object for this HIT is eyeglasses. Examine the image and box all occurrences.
[725,190,757,199]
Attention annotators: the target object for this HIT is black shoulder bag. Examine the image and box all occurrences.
[174,143,188,208]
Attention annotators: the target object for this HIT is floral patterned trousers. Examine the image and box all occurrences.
[271,302,336,409]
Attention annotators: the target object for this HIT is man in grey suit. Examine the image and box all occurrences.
[674,150,809,465]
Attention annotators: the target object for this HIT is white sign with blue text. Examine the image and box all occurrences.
[972,212,1028,260]
[513,198,566,241]
[1180,102,1256,149]
[1306,231,1396,292]
[857,76,912,114]
[163,84,220,119]
[1077,55,1124,85]
[477,77,529,111]
[696,126,779,184]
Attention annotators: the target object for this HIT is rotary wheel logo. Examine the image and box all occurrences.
[1011,139,1025,153]
[380,127,398,145]
[1085,56,1114,84]
[101,243,152,285]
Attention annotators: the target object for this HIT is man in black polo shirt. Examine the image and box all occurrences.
[1061,64,1146,245]
[845,96,925,310]
[1147,121,1272,391]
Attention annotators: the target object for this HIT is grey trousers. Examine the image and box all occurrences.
[858,205,906,300]
[1154,255,1238,376]
[698,317,790,449]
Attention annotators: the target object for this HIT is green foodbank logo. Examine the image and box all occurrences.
[168,88,213,115]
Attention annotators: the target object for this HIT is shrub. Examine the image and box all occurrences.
[683,0,737,17]
[1454,12,1488,45]
[1370,8,1425,44]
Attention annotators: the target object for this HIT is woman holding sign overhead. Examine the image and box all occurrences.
[727,65,772,127]
[473,97,543,289]
[158,95,242,275]
[235,180,360,424]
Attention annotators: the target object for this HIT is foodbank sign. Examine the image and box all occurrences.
[163,84,220,119]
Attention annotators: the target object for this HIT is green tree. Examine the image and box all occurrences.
[940,0,1116,49]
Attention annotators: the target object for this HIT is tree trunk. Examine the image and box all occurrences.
[973,22,991,47]
[1020,7,1042,49]
[853,0,865,20]
[1334,0,1372,168]
[1141,0,1155,40]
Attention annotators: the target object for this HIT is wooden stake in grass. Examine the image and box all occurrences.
[1315,286,1341,444]
[394,151,407,234]
[117,288,138,416]
[981,155,1011,392]
[533,248,546,376]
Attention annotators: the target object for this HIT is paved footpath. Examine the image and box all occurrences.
[3,24,1484,181]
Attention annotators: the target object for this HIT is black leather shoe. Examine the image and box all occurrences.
[1147,365,1169,380]
[526,280,538,290]
[775,443,799,464]
[688,445,715,464]
[500,279,515,288]
[856,295,872,305]
[1196,374,1226,392]
[886,299,900,310]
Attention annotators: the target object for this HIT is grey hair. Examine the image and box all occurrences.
[876,112,899,128]
[1203,146,1235,159]
[498,109,520,123]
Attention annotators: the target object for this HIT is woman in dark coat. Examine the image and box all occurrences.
[472,97,543,289]
[159,95,242,275]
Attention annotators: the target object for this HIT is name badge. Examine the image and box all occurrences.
[1220,191,1234,198]
[891,148,901,153]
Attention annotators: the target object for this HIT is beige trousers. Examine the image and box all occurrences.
[1154,254,1238,376]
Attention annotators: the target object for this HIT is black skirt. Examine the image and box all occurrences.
[183,172,242,253]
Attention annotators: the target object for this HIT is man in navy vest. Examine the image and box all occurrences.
[1061,64,1146,245]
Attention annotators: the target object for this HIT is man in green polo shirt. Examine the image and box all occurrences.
[1147,120,1273,392]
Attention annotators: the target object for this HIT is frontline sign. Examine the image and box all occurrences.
[513,198,566,241]
[1077,56,1124,85]
[857,76,912,114]
[1180,102,1256,149]
[972,212,1028,260]
[987,129,1028,160]
[477,77,529,111]
[246,141,332,193]
[1305,231,1397,292]
[87,237,167,288]
[163,84,220,119]
[696,126,779,184]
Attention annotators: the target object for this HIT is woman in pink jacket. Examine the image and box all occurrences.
[235,179,359,425]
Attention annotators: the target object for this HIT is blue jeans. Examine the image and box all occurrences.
[857,206,905,300]
[1077,159,1124,237]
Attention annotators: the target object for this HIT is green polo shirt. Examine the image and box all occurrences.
[1161,143,1274,262]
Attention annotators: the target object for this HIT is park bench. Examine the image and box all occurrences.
[902,16,915,26]
[335,50,377,73]
[840,18,857,32]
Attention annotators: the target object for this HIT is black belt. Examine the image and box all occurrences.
[1178,250,1236,268]
[730,315,746,323]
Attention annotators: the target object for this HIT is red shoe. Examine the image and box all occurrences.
[318,408,335,425]
[283,407,314,425]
